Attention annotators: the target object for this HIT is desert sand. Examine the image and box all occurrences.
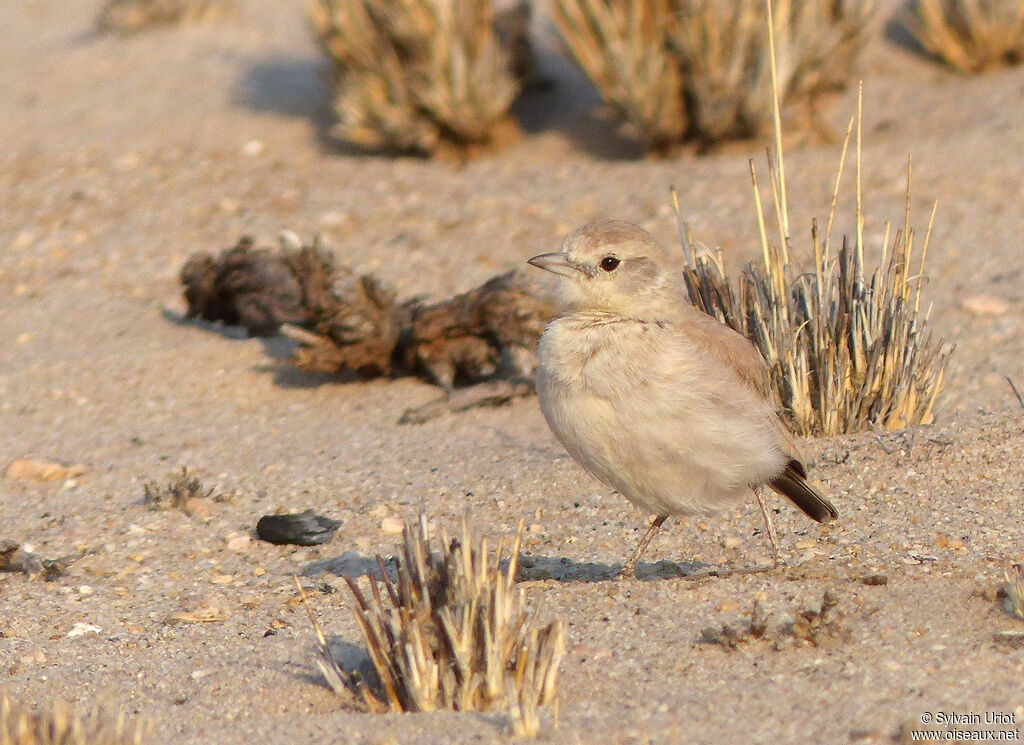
[1,1,1023,744]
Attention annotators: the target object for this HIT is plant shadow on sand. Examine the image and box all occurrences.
[162,308,358,387]
[302,550,709,583]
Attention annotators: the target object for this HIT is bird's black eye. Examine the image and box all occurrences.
[600,256,620,272]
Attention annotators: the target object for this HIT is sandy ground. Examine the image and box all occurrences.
[2,1,1023,743]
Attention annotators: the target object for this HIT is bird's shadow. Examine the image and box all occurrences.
[303,549,708,583]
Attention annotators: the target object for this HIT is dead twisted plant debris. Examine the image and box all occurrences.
[679,84,951,436]
[301,516,564,737]
[700,590,848,650]
[0,539,82,580]
[97,0,232,33]
[904,0,1024,73]
[0,695,148,745]
[309,0,533,158]
[180,233,554,420]
[552,0,873,151]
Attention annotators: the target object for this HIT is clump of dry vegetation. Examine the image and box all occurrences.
[680,86,951,436]
[302,516,564,737]
[0,695,148,745]
[1004,564,1024,620]
[904,0,1024,73]
[180,233,554,420]
[142,467,223,515]
[309,0,531,157]
[97,0,232,34]
[552,0,872,150]
[0,539,81,579]
[700,590,848,650]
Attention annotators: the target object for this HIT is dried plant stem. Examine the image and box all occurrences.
[0,695,148,745]
[553,0,872,150]
[682,20,950,436]
[308,515,564,730]
[906,0,1024,73]
[310,0,525,156]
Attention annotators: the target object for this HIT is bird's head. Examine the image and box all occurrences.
[528,219,686,320]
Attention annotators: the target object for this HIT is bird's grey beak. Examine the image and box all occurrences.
[527,252,579,279]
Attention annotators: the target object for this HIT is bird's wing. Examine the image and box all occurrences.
[680,309,778,405]
[680,308,803,463]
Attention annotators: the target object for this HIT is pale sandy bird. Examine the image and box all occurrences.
[528,219,836,577]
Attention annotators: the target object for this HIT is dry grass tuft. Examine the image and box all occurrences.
[552,0,872,150]
[303,515,564,737]
[679,84,951,436]
[550,0,687,151]
[1004,564,1024,620]
[309,0,529,158]
[0,695,148,745]
[904,0,1024,73]
[700,590,848,649]
[97,0,232,34]
[142,468,222,513]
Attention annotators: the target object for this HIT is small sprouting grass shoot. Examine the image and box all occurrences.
[142,467,215,511]
[300,515,564,737]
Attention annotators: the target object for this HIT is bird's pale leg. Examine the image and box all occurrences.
[620,514,668,578]
[753,489,784,566]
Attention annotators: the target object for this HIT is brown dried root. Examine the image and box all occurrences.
[309,0,530,158]
[552,0,872,150]
[180,234,556,399]
[904,0,1024,73]
[0,695,148,745]
[301,516,564,731]
[97,0,232,33]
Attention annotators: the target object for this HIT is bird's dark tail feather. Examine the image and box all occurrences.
[769,461,838,523]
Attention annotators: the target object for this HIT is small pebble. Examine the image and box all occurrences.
[6,458,88,482]
[184,497,214,518]
[961,294,1009,316]
[381,517,405,535]
[225,532,250,551]
[67,623,101,637]
[242,139,265,157]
